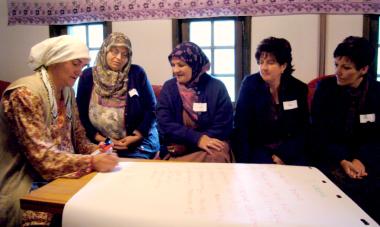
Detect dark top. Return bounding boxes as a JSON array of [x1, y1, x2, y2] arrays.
[[234, 72, 309, 164], [311, 76, 380, 174], [157, 73, 233, 151], [76, 65, 159, 156]]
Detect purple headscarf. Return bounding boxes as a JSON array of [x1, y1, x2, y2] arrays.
[[168, 41, 210, 86]]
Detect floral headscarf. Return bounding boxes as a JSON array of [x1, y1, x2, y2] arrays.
[[93, 32, 132, 98], [168, 42, 210, 122]]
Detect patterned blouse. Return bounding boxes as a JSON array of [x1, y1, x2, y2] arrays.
[[2, 87, 97, 181]]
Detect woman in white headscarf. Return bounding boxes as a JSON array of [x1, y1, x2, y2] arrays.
[[0, 35, 118, 227]]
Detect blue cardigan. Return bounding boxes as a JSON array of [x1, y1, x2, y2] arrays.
[[234, 72, 309, 164], [76, 65, 159, 155], [157, 73, 233, 150]]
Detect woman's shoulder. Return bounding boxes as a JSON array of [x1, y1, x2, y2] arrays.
[[81, 67, 93, 79], [239, 73, 262, 90], [316, 76, 337, 89], [286, 74, 307, 87], [129, 64, 146, 74], [162, 77, 177, 88]]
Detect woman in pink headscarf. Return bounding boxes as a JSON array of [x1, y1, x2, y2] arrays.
[[157, 42, 233, 162]]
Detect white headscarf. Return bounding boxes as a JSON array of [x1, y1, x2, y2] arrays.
[[28, 35, 90, 70], [27, 35, 89, 122]]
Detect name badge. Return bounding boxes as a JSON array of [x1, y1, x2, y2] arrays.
[[128, 88, 139, 97], [193, 103, 207, 112], [360, 114, 376, 123], [283, 100, 298, 110]]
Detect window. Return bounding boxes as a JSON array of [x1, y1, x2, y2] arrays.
[[363, 15, 379, 81], [173, 17, 251, 102], [378, 17, 380, 80], [49, 22, 111, 93]]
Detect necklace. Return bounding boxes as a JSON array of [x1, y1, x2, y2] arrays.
[[47, 74, 62, 101]]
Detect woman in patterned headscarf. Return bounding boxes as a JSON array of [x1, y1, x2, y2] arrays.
[[157, 42, 233, 162], [0, 35, 118, 227], [77, 32, 159, 159]]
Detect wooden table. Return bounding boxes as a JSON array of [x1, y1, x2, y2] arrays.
[[20, 172, 96, 214], [20, 158, 156, 214]]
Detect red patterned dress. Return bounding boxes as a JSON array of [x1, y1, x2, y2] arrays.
[[2, 87, 98, 226]]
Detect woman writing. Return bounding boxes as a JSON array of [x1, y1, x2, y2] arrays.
[[0, 35, 118, 227], [77, 32, 159, 159]]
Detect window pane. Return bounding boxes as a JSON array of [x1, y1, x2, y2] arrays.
[[88, 24, 104, 48], [89, 50, 99, 67], [214, 20, 235, 46], [214, 49, 235, 74], [216, 76, 235, 102], [190, 21, 211, 46], [68, 25, 87, 45]]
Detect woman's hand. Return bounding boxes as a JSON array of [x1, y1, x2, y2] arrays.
[[340, 159, 367, 179], [197, 135, 225, 154], [92, 153, 119, 172], [113, 130, 143, 150], [272, 154, 285, 165]]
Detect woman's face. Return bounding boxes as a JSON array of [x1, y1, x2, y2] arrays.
[[106, 46, 129, 71], [334, 56, 367, 88], [51, 58, 89, 87], [258, 53, 286, 85], [171, 58, 192, 85]]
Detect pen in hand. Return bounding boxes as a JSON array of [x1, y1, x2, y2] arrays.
[[91, 138, 114, 155]]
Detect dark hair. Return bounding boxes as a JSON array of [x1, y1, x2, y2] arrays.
[[255, 37, 294, 75], [333, 36, 375, 70]]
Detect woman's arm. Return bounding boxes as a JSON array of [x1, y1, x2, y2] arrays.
[[3, 87, 94, 180]]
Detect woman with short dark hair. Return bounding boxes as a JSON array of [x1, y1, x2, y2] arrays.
[[234, 37, 309, 165], [311, 36, 379, 222]]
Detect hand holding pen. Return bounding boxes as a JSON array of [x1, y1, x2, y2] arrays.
[[92, 138, 114, 155], [90, 138, 118, 172]]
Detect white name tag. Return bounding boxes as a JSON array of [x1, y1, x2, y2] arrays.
[[128, 88, 139, 97], [283, 100, 298, 110], [193, 103, 207, 112], [360, 114, 376, 123]]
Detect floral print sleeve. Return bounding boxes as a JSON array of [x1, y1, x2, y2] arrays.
[[2, 87, 94, 180], [71, 97, 99, 154]]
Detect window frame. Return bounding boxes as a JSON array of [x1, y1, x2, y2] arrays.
[[49, 21, 111, 38], [172, 17, 251, 103], [363, 14, 379, 80]]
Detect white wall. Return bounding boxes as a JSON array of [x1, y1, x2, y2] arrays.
[[0, 0, 48, 82], [113, 20, 173, 85], [324, 15, 363, 75], [0, 0, 364, 85], [251, 15, 320, 83]]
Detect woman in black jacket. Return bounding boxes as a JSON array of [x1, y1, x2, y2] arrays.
[[234, 37, 309, 165], [311, 36, 379, 222]]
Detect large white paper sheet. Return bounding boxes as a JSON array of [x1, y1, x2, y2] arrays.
[[63, 162, 378, 227]]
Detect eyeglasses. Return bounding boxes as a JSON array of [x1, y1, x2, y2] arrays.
[[109, 47, 128, 59]]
